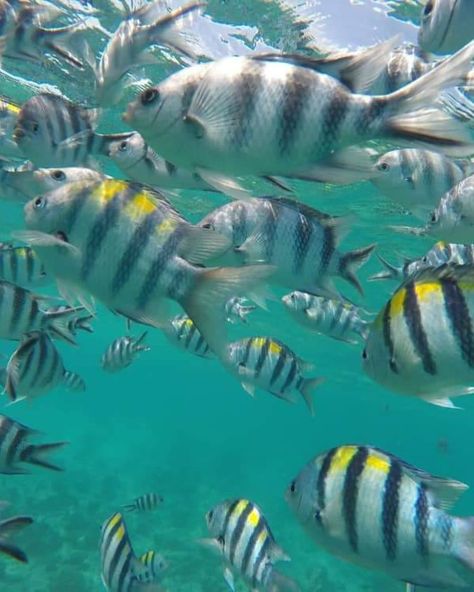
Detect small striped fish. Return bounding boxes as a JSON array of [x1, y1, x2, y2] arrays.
[[200, 197, 374, 298], [0, 515, 33, 563], [0, 414, 67, 473], [363, 264, 474, 407], [100, 512, 163, 592], [136, 551, 167, 583], [371, 149, 472, 220], [226, 337, 322, 415], [225, 296, 256, 325], [5, 331, 85, 402], [101, 332, 150, 373], [106, 132, 213, 190], [286, 445, 474, 590], [123, 493, 163, 513], [202, 498, 298, 592], [13, 93, 134, 168], [0, 245, 48, 288], [282, 291, 369, 344], [165, 315, 213, 359], [368, 44, 431, 95], [46, 305, 94, 336]]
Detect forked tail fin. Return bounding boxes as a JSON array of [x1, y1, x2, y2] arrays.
[[20, 442, 68, 472]]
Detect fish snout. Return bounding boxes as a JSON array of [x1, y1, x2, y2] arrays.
[[13, 126, 25, 143]]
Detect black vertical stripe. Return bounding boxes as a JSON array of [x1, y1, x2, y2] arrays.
[[281, 357, 297, 392], [26, 249, 34, 283], [270, 348, 287, 386], [241, 516, 264, 575], [343, 446, 369, 553], [263, 202, 278, 262], [381, 458, 402, 561], [10, 251, 17, 283], [108, 533, 128, 589], [278, 68, 312, 155], [185, 323, 196, 348], [316, 448, 337, 523], [10, 286, 26, 333], [242, 339, 253, 367], [403, 282, 436, 375], [5, 426, 25, 467], [317, 86, 349, 156], [229, 502, 253, 564], [64, 185, 90, 233], [222, 500, 241, 542], [231, 65, 263, 149], [293, 213, 313, 274], [414, 483, 429, 560], [440, 278, 474, 367], [102, 515, 122, 562], [254, 339, 270, 378], [382, 302, 398, 373], [116, 551, 133, 592], [318, 225, 335, 278], [252, 536, 271, 587], [165, 160, 176, 176]]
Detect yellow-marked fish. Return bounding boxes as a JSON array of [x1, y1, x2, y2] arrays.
[[0, 97, 22, 158], [0, 244, 48, 288], [135, 551, 167, 584], [101, 332, 150, 373], [20, 178, 271, 357], [0, 414, 67, 473], [363, 264, 474, 407], [0, 513, 33, 563], [286, 445, 474, 590], [201, 498, 299, 592], [226, 337, 322, 415], [164, 314, 213, 359], [123, 493, 163, 513]]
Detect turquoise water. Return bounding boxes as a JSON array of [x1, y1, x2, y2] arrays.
[[1, 0, 473, 591]]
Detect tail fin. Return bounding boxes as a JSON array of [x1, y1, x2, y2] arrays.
[[133, 331, 150, 353], [63, 371, 86, 392], [265, 570, 300, 592], [369, 253, 403, 281], [339, 244, 375, 294], [20, 442, 68, 472], [42, 22, 92, 69], [298, 377, 324, 417], [181, 265, 273, 357], [44, 306, 90, 344], [71, 313, 94, 334], [0, 516, 33, 563]]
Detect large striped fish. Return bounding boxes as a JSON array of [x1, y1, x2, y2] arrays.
[[201, 498, 299, 592], [363, 264, 474, 407], [124, 41, 474, 191], [286, 445, 474, 590], [20, 178, 271, 356], [13, 93, 134, 168], [199, 197, 374, 297], [0, 414, 67, 473]]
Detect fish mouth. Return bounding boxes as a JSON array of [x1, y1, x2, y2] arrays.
[[55, 231, 69, 244], [12, 127, 25, 143]]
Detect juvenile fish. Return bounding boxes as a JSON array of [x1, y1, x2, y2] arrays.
[[363, 264, 474, 407], [136, 550, 168, 584], [287, 444, 474, 590], [124, 42, 474, 192], [0, 244, 48, 288], [225, 296, 255, 325], [164, 314, 213, 359], [226, 337, 322, 415], [5, 331, 85, 402], [101, 332, 150, 373], [20, 178, 271, 356], [202, 498, 298, 592], [282, 291, 369, 344], [13, 93, 133, 167], [0, 414, 67, 473], [418, 0, 474, 55], [200, 197, 374, 298], [372, 149, 473, 220], [123, 493, 163, 513], [0, 514, 33, 563]]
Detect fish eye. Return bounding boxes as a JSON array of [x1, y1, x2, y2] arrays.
[[202, 223, 213, 230], [289, 480, 296, 493], [217, 535, 225, 546], [140, 88, 159, 105], [51, 170, 66, 181], [31, 122, 39, 134], [430, 212, 438, 223], [424, 0, 434, 16], [119, 141, 128, 151], [207, 509, 214, 521], [34, 196, 46, 209], [378, 162, 390, 172], [362, 348, 368, 360]]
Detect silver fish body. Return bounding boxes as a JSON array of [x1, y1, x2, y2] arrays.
[[123, 492, 163, 513], [0, 414, 67, 473], [101, 332, 150, 373], [200, 197, 374, 297], [368, 45, 432, 95], [226, 336, 322, 414], [136, 551, 167, 583], [282, 291, 369, 343], [286, 444, 474, 589], [225, 296, 255, 324], [0, 245, 48, 288], [165, 314, 213, 358], [418, 0, 474, 55], [203, 498, 298, 592]]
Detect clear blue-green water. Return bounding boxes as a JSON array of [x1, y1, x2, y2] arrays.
[[1, 1, 473, 591]]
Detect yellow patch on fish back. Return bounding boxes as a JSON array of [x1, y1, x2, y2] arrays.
[[389, 288, 406, 318], [142, 551, 153, 563], [329, 446, 358, 473], [232, 499, 250, 520], [365, 452, 390, 474], [247, 507, 260, 528], [105, 513, 122, 532], [123, 192, 156, 221], [182, 318, 194, 329], [0, 100, 20, 114], [16, 248, 27, 258], [156, 218, 178, 235], [95, 179, 128, 203], [414, 282, 442, 302], [268, 340, 282, 355], [256, 529, 268, 546], [115, 524, 126, 542], [252, 337, 266, 349]]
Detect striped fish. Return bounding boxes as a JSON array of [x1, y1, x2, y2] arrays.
[[165, 315, 213, 359], [368, 44, 431, 95], [62, 370, 86, 392], [282, 291, 369, 344], [371, 149, 473, 220], [370, 242, 474, 282], [124, 41, 474, 191], [0, 514, 33, 563], [0, 245, 48, 288], [200, 197, 374, 297], [46, 305, 94, 336], [123, 493, 163, 513], [225, 297, 256, 325], [202, 498, 298, 592], [363, 264, 474, 407], [0, 414, 67, 473], [106, 132, 213, 191], [21, 178, 271, 357], [101, 332, 150, 373], [0, 280, 88, 343], [226, 337, 322, 415], [286, 444, 474, 590], [136, 551, 167, 583], [90, 2, 204, 105], [0, 97, 22, 158], [5, 331, 85, 402], [13, 93, 134, 168], [100, 512, 162, 592]]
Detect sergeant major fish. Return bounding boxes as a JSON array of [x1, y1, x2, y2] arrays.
[[19, 178, 271, 357], [418, 0, 474, 55], [123, 493, 163, 513], [225, 296, 255, 325], [226, 337, 322, 415], [363, 264, 474, 407], [136, 551, 167, 584], [101, 332, 150, 373], [0, 244, 48, 288], [201, 498, 299, 592], [124, 41, 474, 192], [164, 314, 213, 359], [282, 291, 369, 344], [286, 444, 474, 590], [0, 414, 67, 473]]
